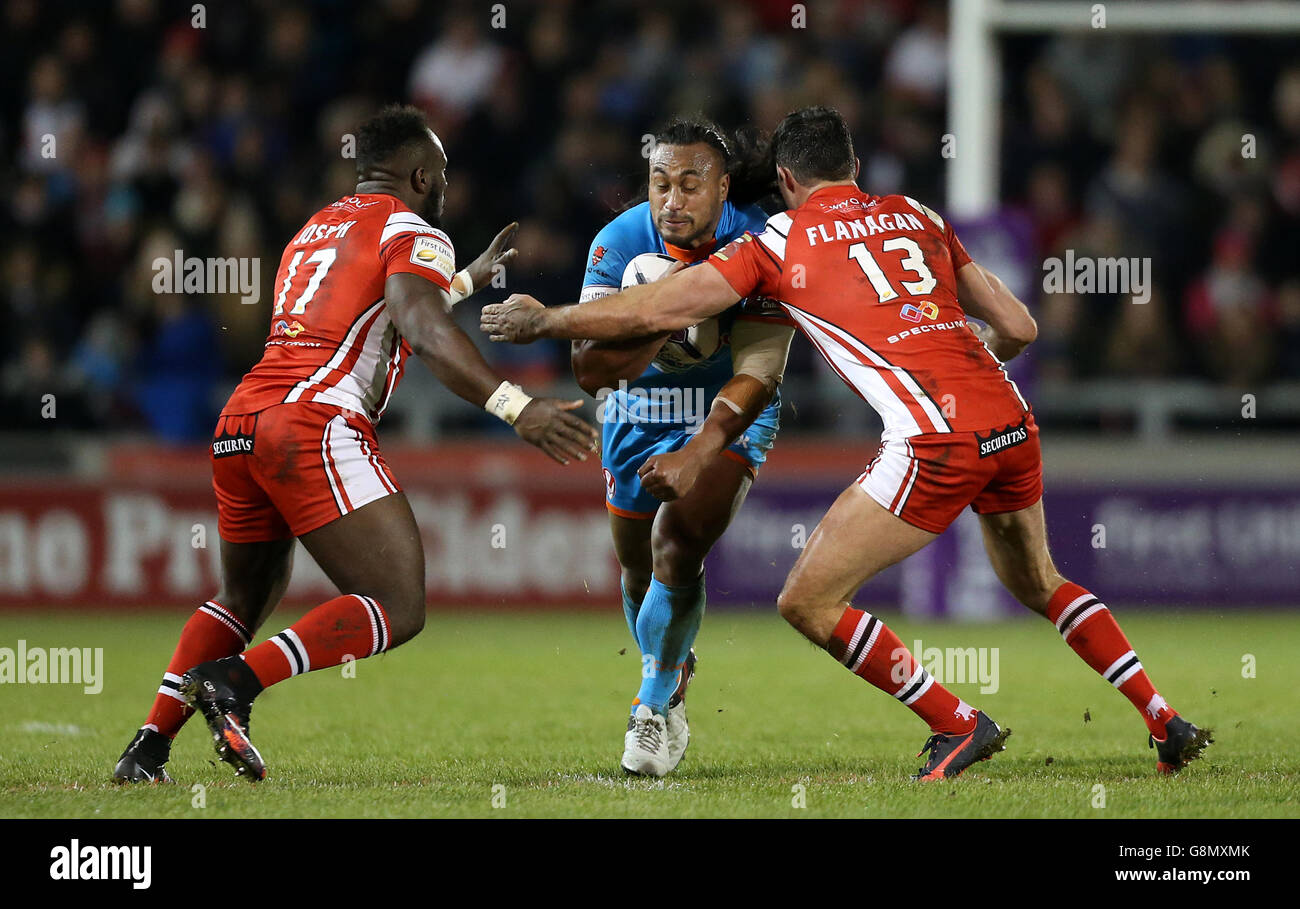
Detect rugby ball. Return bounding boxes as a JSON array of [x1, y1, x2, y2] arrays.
[[621, 253, 722, 372]]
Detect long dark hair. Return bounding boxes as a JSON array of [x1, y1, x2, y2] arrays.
[[626, 116, 777, 211]]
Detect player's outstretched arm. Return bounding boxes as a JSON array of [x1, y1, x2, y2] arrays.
[[480, 263, 741, 343], [386, 272, 598, 464], [956, 262, 1038, 362]]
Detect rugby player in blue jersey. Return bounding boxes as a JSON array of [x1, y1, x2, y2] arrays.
[[572, 120, 796, 776]]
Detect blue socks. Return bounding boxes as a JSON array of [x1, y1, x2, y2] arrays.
[[633, 573, 706, 714], [621, 580, 642, 649]]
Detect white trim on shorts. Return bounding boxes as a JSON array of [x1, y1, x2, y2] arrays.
[[319, 415, 398, 518], [857, 438, 919, 517]]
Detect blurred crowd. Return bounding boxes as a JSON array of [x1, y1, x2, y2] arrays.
[[3, 0, 1299, 441]]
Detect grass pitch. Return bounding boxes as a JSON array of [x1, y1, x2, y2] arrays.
[[1, 608, 1296, 818]]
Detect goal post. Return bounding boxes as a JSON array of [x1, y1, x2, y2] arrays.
[[947, 0, 1300, 218]]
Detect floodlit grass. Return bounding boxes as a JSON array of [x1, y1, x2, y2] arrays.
[[1, 609, 1295, 818]]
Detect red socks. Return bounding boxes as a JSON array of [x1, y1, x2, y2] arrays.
[[144, 595, 394, 736], [241, 595, 391, 688], [829, 607, 977, 736], [1046, 582, 1175, 737], [825, 584, 1177, 741], [145, 601, 251, 738]]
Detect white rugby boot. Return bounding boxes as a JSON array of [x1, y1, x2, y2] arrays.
[[664, 649, 697, 771], [621, 704, 671, 777]]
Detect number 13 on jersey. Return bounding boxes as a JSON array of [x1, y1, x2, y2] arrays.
[[847, 238, 936, 303]]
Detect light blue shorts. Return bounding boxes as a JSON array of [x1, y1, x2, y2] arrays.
[[600, 397, 780, 517]]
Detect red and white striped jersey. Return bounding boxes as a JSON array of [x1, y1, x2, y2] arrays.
[[222, 193, 456, 422], [709, 185, 1028, 441]]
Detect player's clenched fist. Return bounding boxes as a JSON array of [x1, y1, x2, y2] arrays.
[[637, 448, 705, 502], [512, 397, 599, 465], [481, 294, 545, 343]]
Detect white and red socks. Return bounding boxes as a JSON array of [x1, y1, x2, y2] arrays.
[[828, 607, 978, 736], [1045, 582, 1176, 738], [240, 594, 391, 688], [143, 601, 251, 739]]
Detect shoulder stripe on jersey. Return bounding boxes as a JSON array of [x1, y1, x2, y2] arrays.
[[753, 236, 785, 268], [757, 229, 787, 262], [766, 212, 793, 238], [383, 213, 448, 239], [757, 232, 786, 261], [756, 212, 794, 259], [781, 301, 953, 433], [283, 298, 386, 405], [903, 196, 945, 230], [379, 222, 440, 248]]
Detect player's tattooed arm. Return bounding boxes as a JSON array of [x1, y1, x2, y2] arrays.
[[639, 318, 791, 500], [956, 262, 1038, 362], [386, 272, 598, 464], [481, 263, 740, 343], [637, 373, 773, 502]]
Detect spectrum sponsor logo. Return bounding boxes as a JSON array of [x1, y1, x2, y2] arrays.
[[886, 317, 966, 344], [899, 300, 939, 323]]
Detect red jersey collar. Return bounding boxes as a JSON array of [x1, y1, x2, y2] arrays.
[[806, 183, 866, 204]]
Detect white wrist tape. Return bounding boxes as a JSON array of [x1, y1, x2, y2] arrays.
[[485, 380, 532, 425], [446, 270, 474, 307]]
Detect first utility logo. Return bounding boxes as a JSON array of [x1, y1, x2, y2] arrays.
[[0, 640, 103, 693], [50, 840, 151, 889]]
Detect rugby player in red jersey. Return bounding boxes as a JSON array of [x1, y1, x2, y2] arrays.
[[114, 105, 598, 782], [482, 107, 1211, 780]]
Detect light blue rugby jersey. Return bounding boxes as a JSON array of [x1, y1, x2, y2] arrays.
[[579, 200, 786, 424]]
